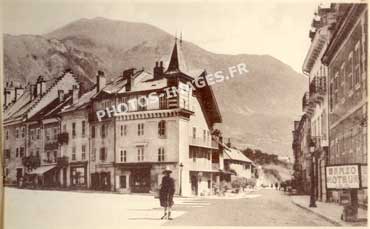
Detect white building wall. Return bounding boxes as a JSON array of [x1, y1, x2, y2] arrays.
[[3, 124, 26, 184], [188, 95, 212, 147], [60, 110, 90, 187], [178, 117, 191, 196], [228, 162, 253, 179], [115, 117, 179, 163]]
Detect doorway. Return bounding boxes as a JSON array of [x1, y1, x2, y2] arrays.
[[191, 175, 198, 196], [16, 168, 23, 184], [130, 169, 150, 193]]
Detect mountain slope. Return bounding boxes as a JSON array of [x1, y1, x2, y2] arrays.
[[3, 17, 307, 156]]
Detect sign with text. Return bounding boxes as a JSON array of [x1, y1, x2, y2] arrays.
[[326, 164, 360, 190]]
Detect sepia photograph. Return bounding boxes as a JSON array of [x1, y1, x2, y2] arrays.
[[1, 0, 368, 228]]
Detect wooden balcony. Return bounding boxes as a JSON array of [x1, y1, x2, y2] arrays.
[[309, 76, 326, 104], [22, 155, 41, 170], [45, 141, 58, 150], [302, 92, 310, 112], [311, 136, 329, 150], [57, 132, 69, 145], [212, 163, 220, 171], [56, 156, 69, 168], [189, 137, 218, 149]]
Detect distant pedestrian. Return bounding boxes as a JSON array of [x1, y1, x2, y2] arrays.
[[159, 167, 175, 220], [275, 182, 278, 190]]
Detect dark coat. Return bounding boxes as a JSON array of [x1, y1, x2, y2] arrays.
[[159, 175, 175, 207]]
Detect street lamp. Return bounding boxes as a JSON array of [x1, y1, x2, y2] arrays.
[[179, 163, 184, 196], [309, 139, 317, 208]]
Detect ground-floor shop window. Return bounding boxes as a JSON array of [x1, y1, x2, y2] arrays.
[[71, 167, 86, 186]]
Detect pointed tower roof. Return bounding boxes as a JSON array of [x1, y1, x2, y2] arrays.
[[165, 37, 188, 74]]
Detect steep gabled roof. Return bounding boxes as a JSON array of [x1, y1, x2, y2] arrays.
[[61, 87, 97, 113], [28, 95, 72, 122], [93, 70, 169, 100], [3, 71, 79, 125], [193, 71, 222, 124], [223, 143, 255, 165], [3, 77, 59, 123]]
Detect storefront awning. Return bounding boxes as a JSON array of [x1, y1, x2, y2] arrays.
[[27, 165, 56, 175]]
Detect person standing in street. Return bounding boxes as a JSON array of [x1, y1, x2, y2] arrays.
[[159, 167, 175, 220]]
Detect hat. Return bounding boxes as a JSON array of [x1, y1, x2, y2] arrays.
[[162, 166, 172, 174]]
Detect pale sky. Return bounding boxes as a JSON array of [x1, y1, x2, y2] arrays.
[[2, 0, 337, 72]]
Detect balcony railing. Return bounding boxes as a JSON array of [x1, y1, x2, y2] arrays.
[[22, 155, 41, 170], [311, 18, 321, 29], [45, 141, 59, 150], [309, 76, 326, 103], [43, 159, 56, 164], [302, 92, 310, 111], [56, 156, 69, 167], [311, 136, 328, 150], [309, 29, 316, 40], [57, 132, 69, 145], [212, 163, 220, 171], [189, 137, 218, 149]]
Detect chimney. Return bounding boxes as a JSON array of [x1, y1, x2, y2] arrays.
[[153, 61, 164, 80], [123, 68, 136, 91], [72, 85, 79, 104], [36, 75, 46, 96], [4, 89, 10, 107], [58, 90, 65, 102], [29, 84, 36, 101], [4, 82, 13, 106], [97, 70, 106, 92], [226, 138, 231, 148]]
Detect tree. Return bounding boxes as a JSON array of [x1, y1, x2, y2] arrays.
[[242, 148, 255, 160], [246, 178, 257, 188]]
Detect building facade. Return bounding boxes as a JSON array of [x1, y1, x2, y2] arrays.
[[294, 4, 368, 207], [222, 142, 256, 181], [292, 113, 311, 194], [88, 40, 223, 196], [322, 3, 368, 206], [301, 5, 336, 202], [59, 85, 94, 189], [3, 71, 79, 186], [3, 39, 225, 197]]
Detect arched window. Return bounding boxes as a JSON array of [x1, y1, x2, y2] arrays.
[[158, 120, 166, 136]]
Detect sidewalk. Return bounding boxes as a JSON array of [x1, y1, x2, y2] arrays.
[[4, 187, 187, 229], [290, 195, 367, 227]]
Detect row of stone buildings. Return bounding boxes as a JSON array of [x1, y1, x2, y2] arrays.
[[292, 3, 367, 207], [3, 39, 256, 196]]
